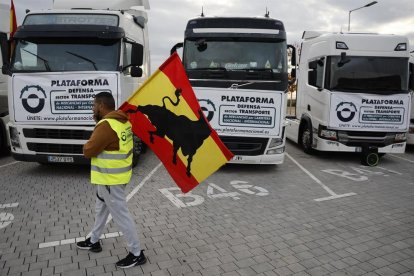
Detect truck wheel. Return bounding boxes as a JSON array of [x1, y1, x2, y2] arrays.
[[361, 152, 379, 167], [301, 124, 313, 154], [132, 135, 144, 168], [0, 123, 9, 156]]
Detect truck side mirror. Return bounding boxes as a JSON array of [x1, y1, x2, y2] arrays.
[[130, 66, 143, 78], [0, 32, 11, 75], [308, 70, 316, 86], [288, 44, 296, 80], [308, 60, 318, 87], [338, 52, 350, 67], [131, 43, 143, 66], [1, 64, 10, 75], [289, 68, 296, 85], [308, 59, 324, 90], [170, 42, 183, 56], [308, 60, 317, 70], [409, 62, 414, 90]]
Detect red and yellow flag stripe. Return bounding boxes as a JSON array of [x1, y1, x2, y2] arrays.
[[10, 0, 17, 37], [120, 53, 233, 193]]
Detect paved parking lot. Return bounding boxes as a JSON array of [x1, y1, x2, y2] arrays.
[[0, 142, 413, 276]]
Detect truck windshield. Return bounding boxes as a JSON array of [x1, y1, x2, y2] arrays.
[[11, 38, 120, 72], [183, 39, 287, 73], [328, 56, 409, 93]]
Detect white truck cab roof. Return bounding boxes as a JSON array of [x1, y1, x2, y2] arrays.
[[53, 0, 150, 10]]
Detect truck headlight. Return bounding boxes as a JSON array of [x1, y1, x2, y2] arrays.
[[9, 127, 21, 148], [318, 126, 337, 140], [395, 132, 406, 142], [266, 147, 285, 155], [268, 138, 283, 148]]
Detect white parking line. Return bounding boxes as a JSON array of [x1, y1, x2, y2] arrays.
[[0, 203, 19, 209], [0, 161, 20, 169], [0, 202, 19, 229], [38, 162, 163, 249], [39, 231, 123, 249], [285, 153, 356, 202], [376, 166, 403, 175], [389, 154, 414, 164]]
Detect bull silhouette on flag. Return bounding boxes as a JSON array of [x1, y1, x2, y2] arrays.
[[126, 88, 212, 177], [120, 53, 233, 193]]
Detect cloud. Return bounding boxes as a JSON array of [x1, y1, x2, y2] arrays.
[[2, 0, 413, 70]]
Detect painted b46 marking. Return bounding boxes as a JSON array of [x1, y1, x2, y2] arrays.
[[159, 180, 269, 208]]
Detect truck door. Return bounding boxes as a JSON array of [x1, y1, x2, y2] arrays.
[[305, 57, 326, 122]]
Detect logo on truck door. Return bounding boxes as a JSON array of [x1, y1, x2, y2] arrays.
[[198, 99, 216, 122], [336, 102, 357, 122], [20, 85, 47, 113]]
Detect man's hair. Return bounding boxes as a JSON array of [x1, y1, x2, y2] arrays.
[[95, 92, 115, 110]]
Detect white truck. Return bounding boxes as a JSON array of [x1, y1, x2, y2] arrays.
[[171, 16, 296, 164], [0, 0, 150, 165], [0, 53, 9, 155], [286, 32, 411, 166], [0, 3, 10, 155], [408, 55, 414, 145]]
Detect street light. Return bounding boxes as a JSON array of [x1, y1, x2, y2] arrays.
[[348, 1, 378, 32]]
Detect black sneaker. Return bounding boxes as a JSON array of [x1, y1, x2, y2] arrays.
[[116, 250, 147, 268], [76, 237, 102, 253]]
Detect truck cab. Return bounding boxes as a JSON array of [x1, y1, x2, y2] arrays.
[[0, 0, 150, 165], [172, 16, 295, 164], [286, 32, 411, 165]]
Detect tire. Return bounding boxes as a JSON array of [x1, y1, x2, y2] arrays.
[[361, 152, 379, 167], [0, 122, 10, 156], [300, 124, 313, 154], [132, 135, 144, 168]]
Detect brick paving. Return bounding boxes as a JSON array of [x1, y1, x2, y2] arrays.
[[0, 144, 413, 275]]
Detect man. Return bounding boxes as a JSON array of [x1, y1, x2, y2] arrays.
[[76, 92, 146, 269]]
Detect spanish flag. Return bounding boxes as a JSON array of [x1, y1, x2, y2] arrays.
[[120, 53, 233, 193], [10, 0, 17, 38]]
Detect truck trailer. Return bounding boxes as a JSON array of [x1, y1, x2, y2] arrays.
[[171, 16, 295, 164], [0, 0, 150, 165], [286, 32, 411, 166]]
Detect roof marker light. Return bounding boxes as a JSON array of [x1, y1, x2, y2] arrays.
[[336, 41, 348, 50], [395, 43, 407, 51]]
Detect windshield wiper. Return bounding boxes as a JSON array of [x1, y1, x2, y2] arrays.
[[66, 51, 98, 70], [21, 48, 51, 71]]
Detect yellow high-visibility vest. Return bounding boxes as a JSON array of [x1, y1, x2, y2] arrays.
[[91, 118, 133, 185]]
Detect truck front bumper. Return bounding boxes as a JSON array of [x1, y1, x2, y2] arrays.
[[11, 152, 90, 164], [313, 136, 406, 153]]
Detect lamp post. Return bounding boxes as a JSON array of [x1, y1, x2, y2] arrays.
[[348, 1, 378, 32]]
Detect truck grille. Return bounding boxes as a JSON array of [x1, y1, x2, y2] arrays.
[[337, 131, 395, 147], [23, 128, 92, 140], [27, 143, 83, 154], [219, 136, 268, 156]]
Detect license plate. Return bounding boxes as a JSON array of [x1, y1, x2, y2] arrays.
[[232, 155, 243, 161], [48, 156, 74, 163]]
